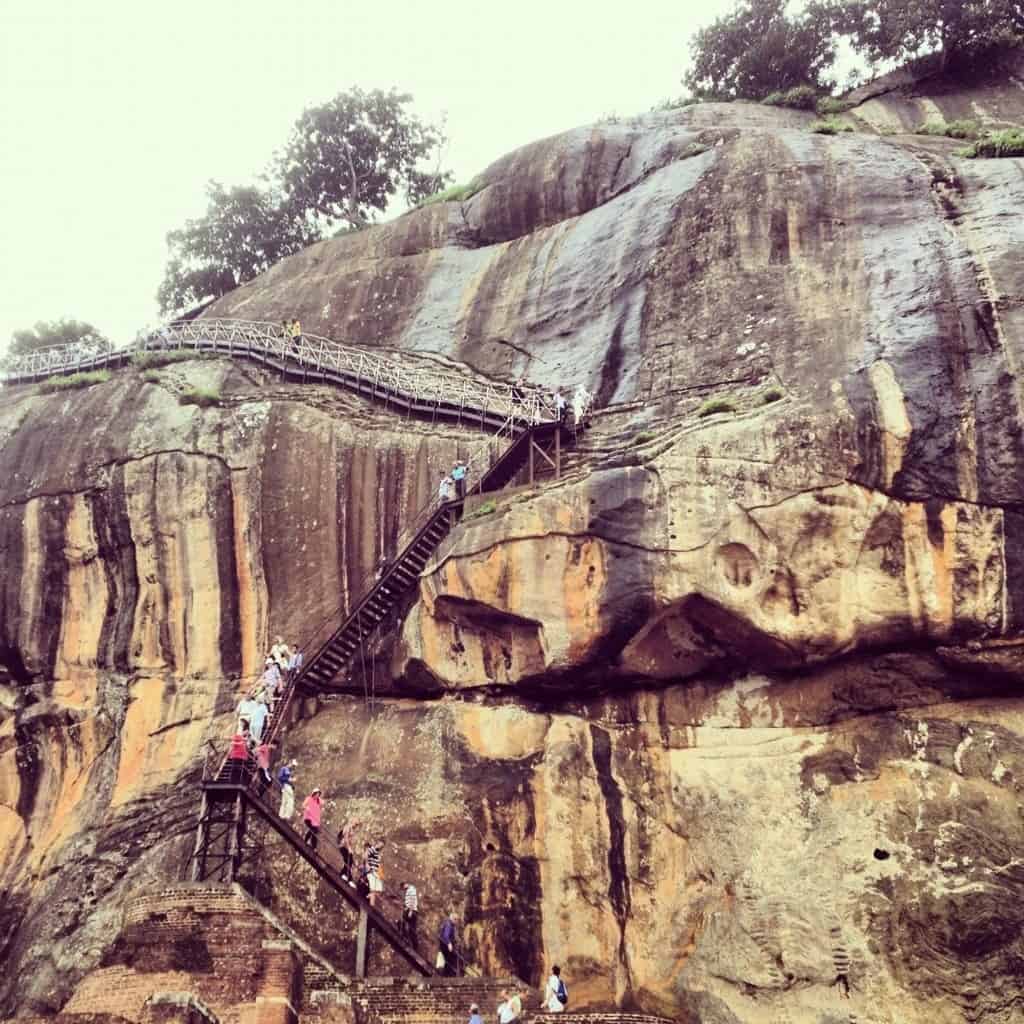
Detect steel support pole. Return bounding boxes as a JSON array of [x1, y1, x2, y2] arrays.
[[189, 792, 209, 881], [355, 907, 369, 978]]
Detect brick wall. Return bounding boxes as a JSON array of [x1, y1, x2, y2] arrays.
[[62, 887, 304, 1024], [141, 992, 220, 1024]]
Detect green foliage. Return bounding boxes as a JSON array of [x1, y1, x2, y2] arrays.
[[178, 387, 221, 408], [141, 370, 162, 384], [916, 118, 983, 139], [131, 350, 196, 369], [158, 182, 313, 315], [7, 318, 111, 364], [762, 84, 820, 109], [684, 2, 1023, 108], [633, 430, 656, 444], [697, 396, 738, 418], [761, 386, 784, 404], [159, 87, 451, 315], [417, 180, 484, 207], [38, 370, 111, 393], [836, 0, 1024, 70], [684, 0, 844, 100], [959, 127, 1024, 157], [464, 499, 498, 521], [810, 116, 855, 134], [817, 95, 853, 115], [276, 87, 451, 227], [650, 96, 702, 111]]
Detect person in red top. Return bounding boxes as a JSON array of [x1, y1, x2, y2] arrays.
[[302, 788, 323, 850], [227, 732, 249, 784]]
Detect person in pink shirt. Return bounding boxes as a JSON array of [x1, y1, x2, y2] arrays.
[[302, 787, 323, 850], [255, 741, 275, 796], [227, 732, 249, 784]]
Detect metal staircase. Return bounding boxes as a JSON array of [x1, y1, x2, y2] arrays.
[[298, 419, 563, 693], [190, 780, 434, 978], [11, 316, 593, 983], [183, 363, 585, 980]]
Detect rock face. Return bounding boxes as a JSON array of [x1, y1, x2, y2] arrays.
[[3, 61, 1024, 1024]]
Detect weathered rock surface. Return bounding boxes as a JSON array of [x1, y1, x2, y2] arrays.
[[3, 61, 1024, 1024]]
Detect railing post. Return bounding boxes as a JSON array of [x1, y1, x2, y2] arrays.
[[355, 907, 369, 978]]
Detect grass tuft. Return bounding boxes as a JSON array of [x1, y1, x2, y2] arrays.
[[633, 430, 656, 444], [959, 127, 1024, 158], [810, 116, 854, 135], [915, 119, 983, 140], [418, 180, 484, 207], [464, 499, 497, 521], [762, 85, 819, 111], [39, 370, 111, 393], [178, 386, 221, 408], [698, 397, 737, 418], [761, 387, 784, 405], [141, 370, 162, 384], [651, 96, 702, 111], [132, 349, 197, 369], [816, 96, 853, 115]]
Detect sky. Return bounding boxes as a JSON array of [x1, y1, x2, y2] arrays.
[[0, 0, 735, 354]]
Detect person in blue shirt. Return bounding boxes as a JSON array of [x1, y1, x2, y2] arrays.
[[277, 759, 297, 819], [438, 912, 458, 975], [451, 460, 467, 499], [468, 1004, 482, 1024]]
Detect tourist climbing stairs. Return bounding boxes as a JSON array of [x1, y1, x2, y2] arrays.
[[296, 416, 565, 694], [193, 773, 433, 977], [56, 317, 595, 980]]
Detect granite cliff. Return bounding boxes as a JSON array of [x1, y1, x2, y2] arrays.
[[2, 58, 1024, 1024]]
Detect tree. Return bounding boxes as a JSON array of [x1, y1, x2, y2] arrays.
[[6, 319, 111, 363], [684, 0, 844, 99], [158, 88, 450, 315], [276, 88, 451, 231], [158, 182, 313, 314], [838, 0, 1024, 70]]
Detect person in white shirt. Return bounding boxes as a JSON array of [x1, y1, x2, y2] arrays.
[[270, 636, 290, 671], [544, 965, 566, 1012], [401, 882, 419, 943], [497, 992, 515, 1024]]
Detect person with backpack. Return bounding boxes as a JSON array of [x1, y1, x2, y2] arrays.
[[438, 912, 458, 976], [544, 965, 567, 1012]]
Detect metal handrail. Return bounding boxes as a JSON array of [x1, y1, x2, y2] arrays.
[[287, 412, 521, 688], [2, 317, 556, 427]]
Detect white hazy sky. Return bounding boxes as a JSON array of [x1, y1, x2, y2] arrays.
[[0, 0, 734, 353]]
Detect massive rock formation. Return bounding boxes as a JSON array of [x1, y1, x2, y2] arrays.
[[3, 57, 1024, 1024]]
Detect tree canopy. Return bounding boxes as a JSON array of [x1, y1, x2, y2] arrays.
[[684, 0, 842, 99], [276, 87, 450, 232], [158, 183, 313, 317], [838, 0, 1024, 69], [6, 318, 111, 364], [158, 88, 450, 315], [684, 0, 1023, 101]]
